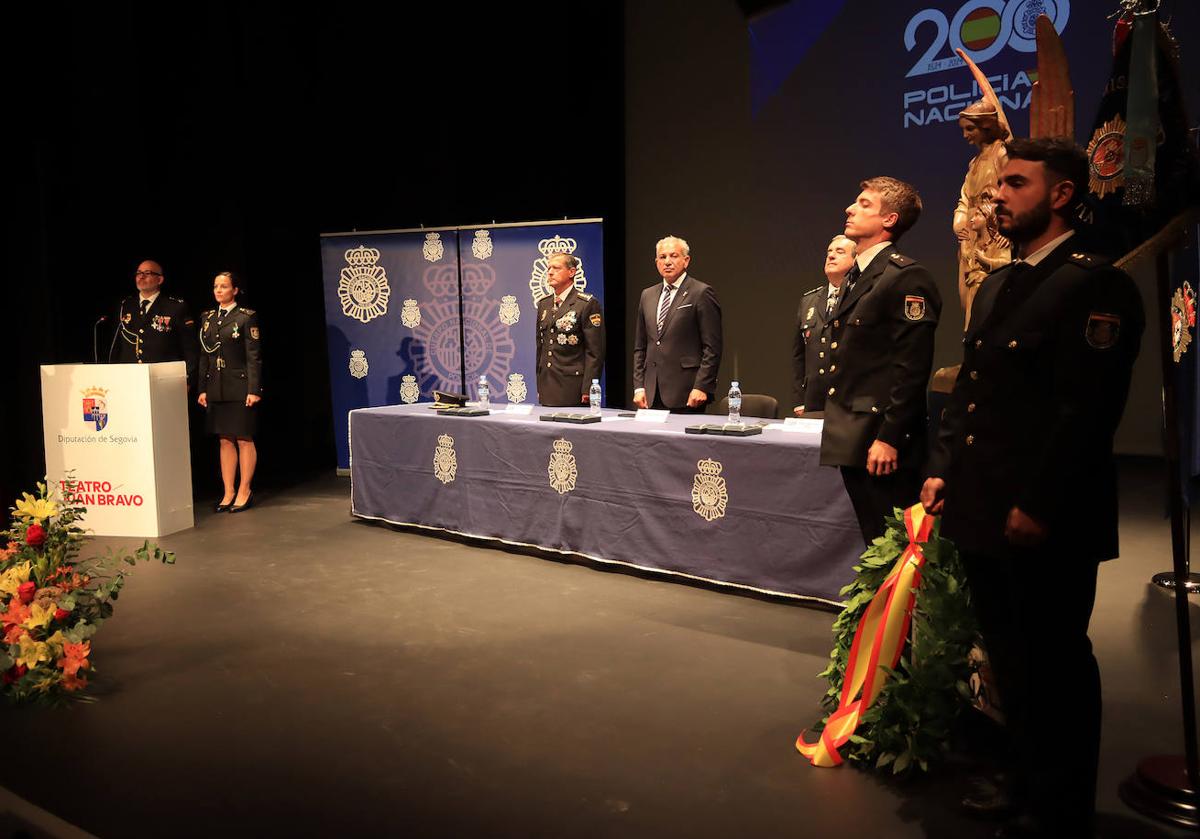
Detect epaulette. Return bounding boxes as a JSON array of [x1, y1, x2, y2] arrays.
[[577, 292, 593, 301], [241, 308, 256, 316], [167, 296, 185, 303], [1067, 252, 1104, 268], [889, 253, 915, 267], [802, 285, 824, 296], [202, 309, 215, 317]]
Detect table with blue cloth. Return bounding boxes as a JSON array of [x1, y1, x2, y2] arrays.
[[349, 405, 863, 604]]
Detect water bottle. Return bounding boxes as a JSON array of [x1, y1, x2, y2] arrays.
[[589, 379, 602, 416], [477, 375, 490, 410], [727, 380, 742, 424]]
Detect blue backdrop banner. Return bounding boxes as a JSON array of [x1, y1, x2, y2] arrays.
[[322, 219, 605, 470]]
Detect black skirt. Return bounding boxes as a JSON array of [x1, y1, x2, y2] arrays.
[[205, 400, 258, 438]]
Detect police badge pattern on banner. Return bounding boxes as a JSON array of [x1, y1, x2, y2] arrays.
[[321, 221, 604, 470]]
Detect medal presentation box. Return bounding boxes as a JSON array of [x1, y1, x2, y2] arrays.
[[40, 363, 194, 537]]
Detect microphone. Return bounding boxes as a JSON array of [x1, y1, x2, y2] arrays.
[[93, 315, 108, 364]]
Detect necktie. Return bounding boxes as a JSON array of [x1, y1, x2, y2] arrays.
[[657, 284, 675, 336], [218, 308, 227, 323], [844, 265, 861, 291], [139, 299, 150, 316]]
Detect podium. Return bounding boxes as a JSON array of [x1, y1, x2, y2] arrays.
[[40, 362, 194, 537]]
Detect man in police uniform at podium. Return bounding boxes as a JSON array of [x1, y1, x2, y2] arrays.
[[793, 234, 856, 415], [111, 259, 198, 391], [535, 252, 604, 407]]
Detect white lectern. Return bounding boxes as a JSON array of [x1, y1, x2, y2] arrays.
[[40, 362, 194, 537]]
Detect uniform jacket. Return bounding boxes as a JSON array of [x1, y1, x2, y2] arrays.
[[792, 282, 837, 412], [926, 240, 1144, 558], [111, 294, 198, 388], [198, 306, 263, 402], [819, 244, 941, 468], [632, 274, 723, 409], [535, 287, 605, 407]]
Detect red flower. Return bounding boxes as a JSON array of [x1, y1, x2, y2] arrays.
[[24, 524, 47, 547], [17, 582, 36, 605], [54, 608, 71, 621], [2, 664, 28, 685]]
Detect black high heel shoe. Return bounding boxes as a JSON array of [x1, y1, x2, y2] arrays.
[[214, 500, 234, 513], [230, 492, 254, 513]]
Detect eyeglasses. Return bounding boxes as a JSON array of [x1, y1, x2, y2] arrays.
[[135, 271, 162, 279]]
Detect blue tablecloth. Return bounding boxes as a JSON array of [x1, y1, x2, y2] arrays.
[[349, 405, 863, 604]]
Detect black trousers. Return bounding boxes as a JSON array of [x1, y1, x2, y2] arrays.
[[838, 466, 920, 544], [961, 547, 1102, 836]]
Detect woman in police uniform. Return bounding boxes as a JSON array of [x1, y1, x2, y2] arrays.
[[197, 271, 262, 512]]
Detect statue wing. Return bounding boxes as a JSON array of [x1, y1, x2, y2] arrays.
[[1029, 14, 1074, 141], [955, 48, 1013, 142]]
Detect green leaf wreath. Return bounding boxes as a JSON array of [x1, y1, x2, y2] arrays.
[[812, 509, 978, 776]]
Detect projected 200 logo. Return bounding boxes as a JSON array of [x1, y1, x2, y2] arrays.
[[904, 0, 1070, 79]]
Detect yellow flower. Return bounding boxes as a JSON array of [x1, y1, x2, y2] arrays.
[[15, 635, 50, 669], [45, 630, 68, 656], [0, 562, 32, 597], [13, 493, 58, 522], [24, 602, 54, 631]]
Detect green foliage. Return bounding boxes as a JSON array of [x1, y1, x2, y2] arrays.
[[813, 508, 977, 777]]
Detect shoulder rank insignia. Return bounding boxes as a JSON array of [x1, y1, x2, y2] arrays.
[[1069, 252, 1099, 267], [202, 309, 215, 318], [1086, 312, 1120, 349], [904, 295, 926, 321], [890, 253, 914, 267], [241, 308, 256, 316], [589, 313, 602, 327], [803, 285, 823, 296], [578, 292, 593, 301]]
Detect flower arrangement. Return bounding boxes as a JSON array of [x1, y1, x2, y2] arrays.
[[0, 478, 175, 704]]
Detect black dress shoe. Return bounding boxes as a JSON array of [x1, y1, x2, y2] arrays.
[[214, 501, 233, 513], [229, 493, 254, 513], [962, 776, 1015, 820]]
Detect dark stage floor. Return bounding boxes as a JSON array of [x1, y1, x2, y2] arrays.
[[1, 460, 1197, 838]]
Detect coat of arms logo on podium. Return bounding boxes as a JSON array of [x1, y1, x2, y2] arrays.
[[506, 373, 527, 404], [498, 295, 520, 326], [338, 246, 391, 323], [433, 434, 457, 484], [400, 375, 420, 404], [548, 438, 578, 494], [691, 458, 729, 522], [401, 299, 422, 328], [348, 349, 369, 379], [471, 230, 493, 260], [423, 232, 445, 262], [81, 386, 109, 432], [529, 235, 587, 305]]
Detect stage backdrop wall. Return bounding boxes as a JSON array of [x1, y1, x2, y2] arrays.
[[322, 220, 605, 470], [626, 0, 1200, 454]]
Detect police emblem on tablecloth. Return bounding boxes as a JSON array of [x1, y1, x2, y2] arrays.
[[338, 245, 391, 323], [433, 434, 457, 484], [691, 458, 728, 522], [423, 232, 445, 262], [904, 295, 926, 321], [499, 295, 520, 326], [548, 438, 578, 494], [81, 386, 109, 432], [400, 374, 420, 404], [349, 349, 369, 379], [401, 298, 422, 328], [529, 235, 588, 304], [471, 230, 493, 260], [506, 373, 527, 403], [1087, 116, 1126, 200], [1085, 312, 1121, 350], [1172, 282, 1196, 363]]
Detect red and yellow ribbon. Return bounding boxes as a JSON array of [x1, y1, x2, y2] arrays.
[[796, 503, 935, 767]]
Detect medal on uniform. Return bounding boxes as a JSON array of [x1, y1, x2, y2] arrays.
[[232, 324, 240, 339]]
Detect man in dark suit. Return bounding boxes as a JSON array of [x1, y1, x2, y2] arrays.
[[535, 252, 604, 407], [110, 259, 198, 390], [819, 178, 941, 544], [632, 235, 723, 412], [922, 138, 1144, 838], [793, 234, 856, 415]]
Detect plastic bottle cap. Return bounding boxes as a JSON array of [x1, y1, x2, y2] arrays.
[[731, 381, 739, 387]]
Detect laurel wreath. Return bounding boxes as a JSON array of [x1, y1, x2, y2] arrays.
[[812, 509, 979, 775]]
